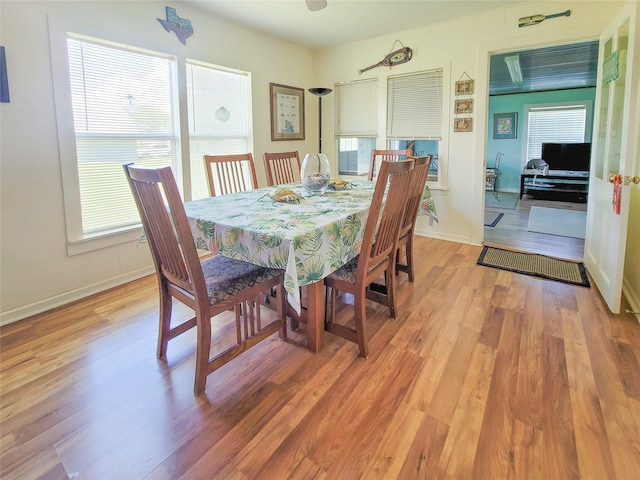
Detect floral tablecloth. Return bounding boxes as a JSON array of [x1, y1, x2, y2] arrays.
[[184, 182, 376, 314]]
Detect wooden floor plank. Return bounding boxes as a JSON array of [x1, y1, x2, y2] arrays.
[[1, 236, 639, 479]]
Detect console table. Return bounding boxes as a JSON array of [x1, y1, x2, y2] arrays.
[[520, 171, 589, 200]]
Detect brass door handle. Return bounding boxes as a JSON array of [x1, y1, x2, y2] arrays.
[[609, 175, 640, 185]]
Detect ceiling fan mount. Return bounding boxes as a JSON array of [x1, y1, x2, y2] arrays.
[[306, 0, 327, 12]]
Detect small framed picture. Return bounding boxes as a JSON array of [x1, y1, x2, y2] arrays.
[[493, 112, 518, 139], [270, 82, 305, 141], [455, 79, 474, 95], [454, 99, 473, 114], [454, 117, 473, 132]]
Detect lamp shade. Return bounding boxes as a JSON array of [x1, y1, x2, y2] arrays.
[[308, 87, 333, 153]]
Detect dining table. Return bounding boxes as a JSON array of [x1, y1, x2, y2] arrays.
[[183, 181, 376, 353]]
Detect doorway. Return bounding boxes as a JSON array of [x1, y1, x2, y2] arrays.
[[483, 41, 598, 261]]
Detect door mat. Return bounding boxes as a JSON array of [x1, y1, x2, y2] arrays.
[[485, 192, 519, 209], [484, 212, 504, 227], [477, 246, 590, 287], [527, 206, 586, 239]]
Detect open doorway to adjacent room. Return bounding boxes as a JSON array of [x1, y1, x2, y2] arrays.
[[483, 41, 598, 261]]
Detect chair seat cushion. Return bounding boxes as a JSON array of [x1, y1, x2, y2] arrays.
[[200, 255, 281, 305], [327, 256, 358, 283], [328, 254, 392, 284]]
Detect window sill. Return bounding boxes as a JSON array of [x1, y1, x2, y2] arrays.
[[67, 225, 143, 256]]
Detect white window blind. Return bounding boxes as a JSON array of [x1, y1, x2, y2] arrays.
[[527, 105, 587, 159], [67, 36, 177, 235], [387, 68, 443, 139], [335, 79, 378, 137], [186, 62, 251, 200]]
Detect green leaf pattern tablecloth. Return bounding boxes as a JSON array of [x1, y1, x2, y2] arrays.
[[184, 181, 438, 314], [184, 182, 376, 314]]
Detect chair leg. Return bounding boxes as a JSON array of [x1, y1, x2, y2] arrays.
[[157, 282, 172, 359], [277, 283, 288, 341], [405, 236, 415, 283], [194, 311, 212, 396], [386, 268, 398, 319], [354, 289, 368, 358]]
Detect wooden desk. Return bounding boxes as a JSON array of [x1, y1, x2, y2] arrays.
[[183, 182, 375, 353]]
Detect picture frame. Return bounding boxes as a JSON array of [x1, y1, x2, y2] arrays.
[[0, 46, 9, 103], [454, 117, 473, 132], [454, 99, 473, 114], [455, 79, 474, 95], [270, 82, 305, 141], [493, 112, 518, 139]]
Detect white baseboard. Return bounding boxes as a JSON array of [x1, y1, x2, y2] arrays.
[[414, 228, 471, 245], [0, 267, 155, 327]]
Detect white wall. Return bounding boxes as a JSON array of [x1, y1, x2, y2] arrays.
[[1, 0, 638, 324], [313, 1, 624, 244], [0, 1, 316, 324]]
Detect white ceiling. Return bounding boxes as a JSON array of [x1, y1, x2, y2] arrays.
[[179, 0, 525, 49]]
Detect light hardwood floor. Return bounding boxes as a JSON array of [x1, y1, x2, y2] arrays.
[[484, 192, 587, 261], [2, 236, 639, 479]]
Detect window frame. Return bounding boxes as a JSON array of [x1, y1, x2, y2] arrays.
[[522, 100, 593, 168], [385, 67, 449, 189], [50, 24, 253, 254]]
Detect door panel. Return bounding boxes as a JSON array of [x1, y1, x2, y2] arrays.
[[584, 1, 638, 313]]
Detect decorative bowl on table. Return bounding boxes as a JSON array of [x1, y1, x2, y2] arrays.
[[301, 153, 331, 196]]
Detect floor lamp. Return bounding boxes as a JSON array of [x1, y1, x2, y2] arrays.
[[308, 87, 332, 153]]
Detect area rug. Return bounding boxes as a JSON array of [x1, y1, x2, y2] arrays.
[[484, 211, 504, 227], [477, 246, 590, 287], [527, 206, 587, 239], [485, 192, 519, 209]]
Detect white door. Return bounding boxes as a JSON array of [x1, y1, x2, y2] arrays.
[[584, 0, 639, 313]]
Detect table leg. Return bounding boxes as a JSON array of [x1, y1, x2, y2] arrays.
[[520, 175, 525, 199], [305, 280, 325, 353]]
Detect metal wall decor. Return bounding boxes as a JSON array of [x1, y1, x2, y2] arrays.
[[157, 7, 193, 45]]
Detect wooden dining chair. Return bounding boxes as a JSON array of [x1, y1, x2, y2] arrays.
[[124, 164, 286, 395], [367, 148, 412, 181], [204, 153, 258, 196], [324, 159, 415, 358], [263, 151, 301, 186], [396, 155, 433, 282]]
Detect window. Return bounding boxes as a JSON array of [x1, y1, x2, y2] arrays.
[[526, 103, 590, 161], [67, 36, 178, 236], [51, 29, 252, 253], [335, 79, 378, 176], [387, 68, 444, 184], [186, 62, 251, 200]]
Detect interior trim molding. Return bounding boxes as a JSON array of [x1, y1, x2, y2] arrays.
[[0, 267, 154, 327]]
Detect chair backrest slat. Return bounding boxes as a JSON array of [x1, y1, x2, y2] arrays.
[[263, 151, 301, 186], [204, 153, 258, 196], [367, 148, 412, 181]]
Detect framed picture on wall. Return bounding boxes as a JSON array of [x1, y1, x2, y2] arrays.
[[455, 79, 474, 95], [454, 99, 473, 114], [454, 117, 473, 132], [493, 112, 517, 139], [270, 83, 305, 141]]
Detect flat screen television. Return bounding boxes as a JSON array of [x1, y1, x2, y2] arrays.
[[541, 142, 592, 171]]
